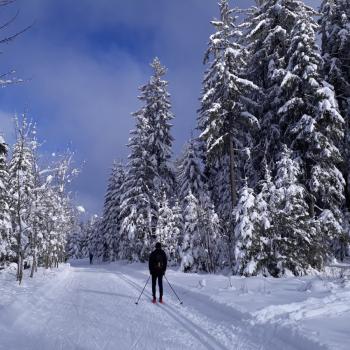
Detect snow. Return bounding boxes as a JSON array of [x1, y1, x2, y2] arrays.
[[76, 205, 85, 213], [1, 260, 349, 350]]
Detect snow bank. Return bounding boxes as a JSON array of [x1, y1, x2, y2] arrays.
[[0, 263, 70, 308], [156, 264, 350, 350]]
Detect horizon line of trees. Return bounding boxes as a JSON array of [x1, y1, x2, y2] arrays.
[[70, 0, 350, 277]]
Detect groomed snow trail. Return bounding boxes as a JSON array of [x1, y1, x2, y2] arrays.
[[0, 261, 328, 350]]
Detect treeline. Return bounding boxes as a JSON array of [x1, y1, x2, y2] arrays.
[[0, 117, 79, 283], [71, 0, 350, 276]]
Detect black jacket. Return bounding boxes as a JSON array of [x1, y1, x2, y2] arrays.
[[149, 248, 167, 275]]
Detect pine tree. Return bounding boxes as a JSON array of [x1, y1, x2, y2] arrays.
[[278, 6, 345, 261], [0, 136, 12, 264], [67, 223, 84, 259], [139, 57, 175, 197], [233, 182, 259, 276], [319, 0, 350, 210], [155, 193, 172, 245], [176, 138, 206, 205], [198, 0, 259, 221], [180, 191, 201, 272], [119, 117, 158, 261], [252, 160, 275, 276], [198, 193, 222, 273], [245, 0, 315, 174], [272, 145, 315, 276], [86, 215, 100, 259], [171, 200, 183, 265], [245, 0, 292, 167], [119, 58, 175, 262], [155, 193, 179, 265], [319, 0, 350, 260], [101, 162, 125, 261], [320, 0, 350, 118]]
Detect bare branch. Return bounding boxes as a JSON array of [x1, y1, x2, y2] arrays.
[[0, 22, 34, 45], [0, 9, 19, 31], [0, 0, 16, 7]]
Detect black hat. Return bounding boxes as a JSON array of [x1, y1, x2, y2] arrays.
[[155, 242, 161, 249]]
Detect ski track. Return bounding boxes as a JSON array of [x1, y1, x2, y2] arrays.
[[0, 261, 330, 350]]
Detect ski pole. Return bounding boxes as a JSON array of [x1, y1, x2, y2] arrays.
[[164, 275, 183, 305], [135, 276, 150, 305]]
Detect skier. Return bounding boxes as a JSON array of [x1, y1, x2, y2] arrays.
[[149, 242, 167, 303], [89, 252, 93, 265]]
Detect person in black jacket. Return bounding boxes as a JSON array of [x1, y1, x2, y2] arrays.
[[149, 242, 167, 303]]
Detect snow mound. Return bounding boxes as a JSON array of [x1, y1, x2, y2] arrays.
[[299, 279, 337, 293], [198, 278, 206, 289]]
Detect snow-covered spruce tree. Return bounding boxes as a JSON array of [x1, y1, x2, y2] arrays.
[[198, 0, 259, 222], [176, 138, 206, 205], [100, 162, 125, 261], [197, 193, 222, 273], [155, 193, 181, 265], [119, 116, 158, 261], [272, 145, 316, 276], [0, 136, 12, 265], [278, 7, 345, 263], [245, 0, 316, 176], [319, 0, 350, 208], [171, 200, 183, 263], [233, 182, 259, 276], [180, 191, 202, 272], [67, 222, 84, 259], [85, 215, 101, 259], [141, 57, 175, 197], [180, 190, 221, 273], [245, 0, 291, 171], [252, 160, 275, 276], [120, 58, 175, 262], [78, 220, 90, 259]]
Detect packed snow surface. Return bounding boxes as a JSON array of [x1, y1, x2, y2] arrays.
[[0, 260, 349, 350]]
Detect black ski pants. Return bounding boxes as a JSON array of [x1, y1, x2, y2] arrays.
[[151, 273, 163, 298]]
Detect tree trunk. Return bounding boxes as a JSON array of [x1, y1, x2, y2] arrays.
[[30, 253, 36, 278], [17, 252, 23, 284], [228, 134, 237, 209], [228, 134, 237, 273]]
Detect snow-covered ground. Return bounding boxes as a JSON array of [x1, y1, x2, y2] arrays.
[[0, 260, 349, 350]]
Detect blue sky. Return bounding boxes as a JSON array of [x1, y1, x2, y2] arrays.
[[0, 0, 320, 215]]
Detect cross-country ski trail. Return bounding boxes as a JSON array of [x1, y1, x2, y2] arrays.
[[0, 260, 328, 350]]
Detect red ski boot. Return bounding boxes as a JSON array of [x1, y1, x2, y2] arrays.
[[152, 297, 157, 304], [159, 297, 163, 304]]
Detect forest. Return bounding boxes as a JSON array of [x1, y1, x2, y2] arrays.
[[1, 0, 350, 282], [68, 0, 350, 277]]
